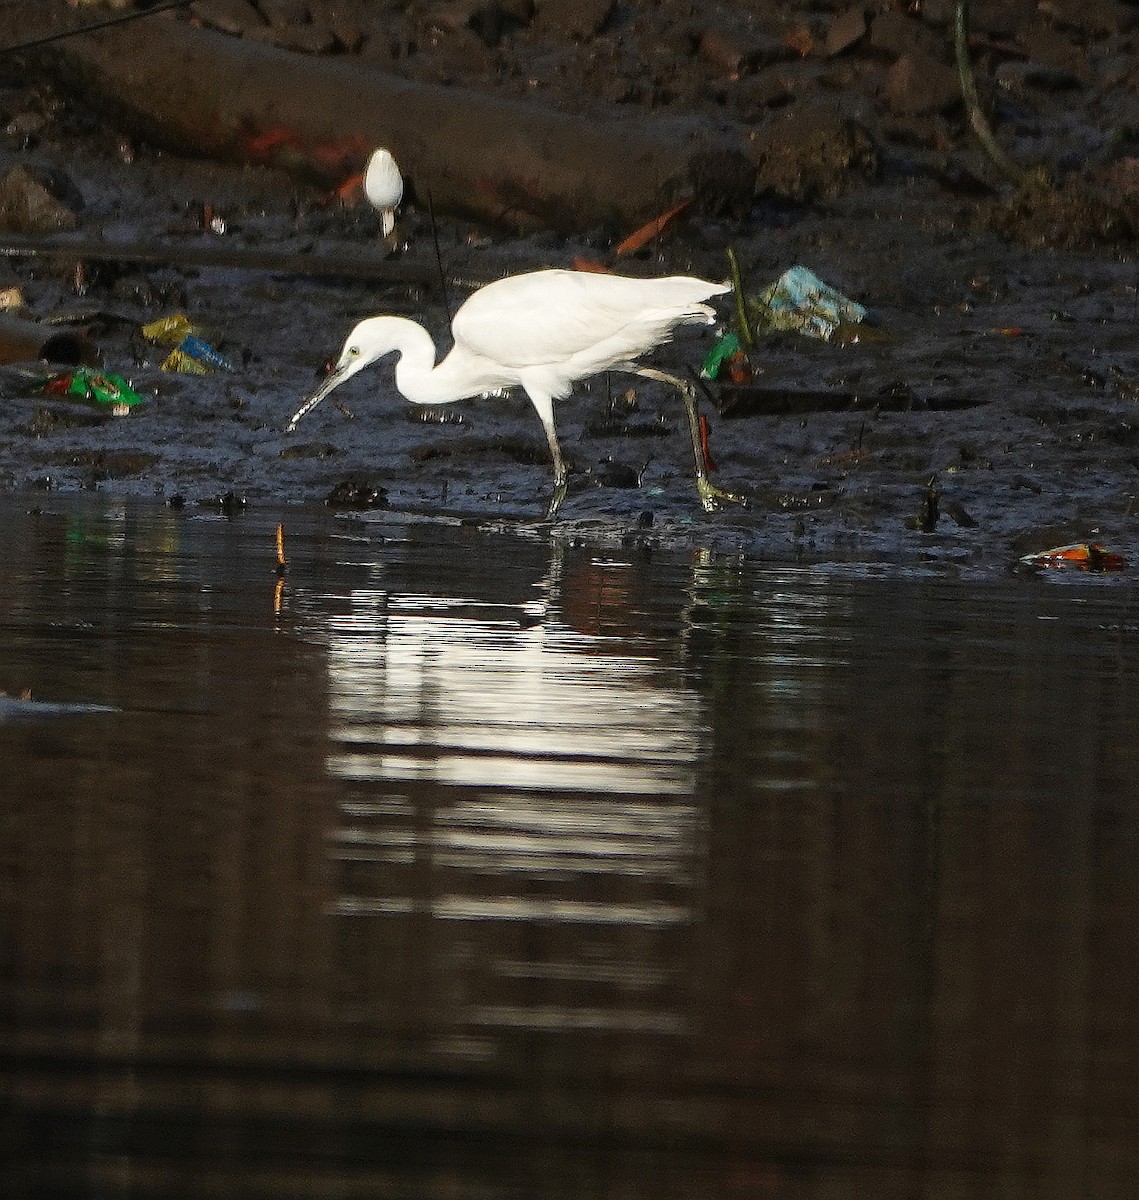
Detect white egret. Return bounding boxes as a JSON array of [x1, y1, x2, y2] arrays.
[[285, 267, 749, 519], [363, 148, 403, 237]]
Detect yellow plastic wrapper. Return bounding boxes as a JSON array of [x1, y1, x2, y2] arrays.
[[143, 313, 196, 346], [161, 347, 212, 375]]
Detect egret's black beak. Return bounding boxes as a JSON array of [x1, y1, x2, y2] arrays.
[[285, 362, 349, 433]]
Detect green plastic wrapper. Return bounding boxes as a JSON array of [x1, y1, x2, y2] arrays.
[[41, 367, 143, 414], [700, 332, 743, 380]]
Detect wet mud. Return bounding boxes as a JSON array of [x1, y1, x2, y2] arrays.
[[1, 0, 1139, 574]]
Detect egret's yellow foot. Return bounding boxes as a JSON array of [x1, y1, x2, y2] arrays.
[[698, 478, 750, 513]]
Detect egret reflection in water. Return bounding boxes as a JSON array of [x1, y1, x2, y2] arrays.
[[2, 500, 1139, 1199]]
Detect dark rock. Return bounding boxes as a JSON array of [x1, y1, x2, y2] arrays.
[[748, 104, 878, 202], [246, 23, 339, 53], [258, 0, 311, 25], [824, 6, 867, 58], [0, 165, 78, 234], [1038, 0, 1136, 36], [697, 27, 785, 76], [883, 51, 962, 117], [533, 0, 613, 40], [995, 60, 1083, 94], [1013, 23, 1091, 80], [731, 69, 798, 120], [468, 1, 534, 47], [326, 477, 389, 508], [965, 0, 1037, 39], [308, 0, 371, 51], [868, 10, 944, 61], [189, 0, 266, 34]]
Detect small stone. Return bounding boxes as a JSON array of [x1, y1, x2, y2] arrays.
[[258, 0, 311, 25], [256, 23, 338, 53], [698, 30, 754, 76], [533, 0, 613, 40], [0, 165, 78, 235], [883, 51, 961, 116], [189, 0, 266, 35], [824, 6, 867, 57], [869, 10, 943, 60]]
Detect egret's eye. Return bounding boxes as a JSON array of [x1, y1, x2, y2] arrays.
[[348, 347, 360, 358]]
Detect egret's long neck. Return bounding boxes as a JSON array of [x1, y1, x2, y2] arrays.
[[391, 321, 478, 406]]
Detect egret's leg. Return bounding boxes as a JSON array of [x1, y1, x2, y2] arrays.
[[529, 392, 568, 519], [627, 366, 749, 512]]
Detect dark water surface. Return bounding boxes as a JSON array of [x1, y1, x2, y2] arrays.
[[1, 497, 1137, 1199]]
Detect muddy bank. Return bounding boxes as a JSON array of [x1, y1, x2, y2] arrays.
[[0, 1, 1136, 574]]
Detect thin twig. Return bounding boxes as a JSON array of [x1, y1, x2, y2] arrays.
[[425, 190, 453, 326], [725, 247, 754, 350], [0, 0, 194, 56]]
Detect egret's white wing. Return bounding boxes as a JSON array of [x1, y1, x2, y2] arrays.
[[452, 270, 726, 370]]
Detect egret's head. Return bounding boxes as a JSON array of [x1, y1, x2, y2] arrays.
[[284, 318, 398, 433]]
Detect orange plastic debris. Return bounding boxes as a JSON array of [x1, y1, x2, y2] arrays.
[[1019, 542, 1128, 571], [726, 352, 753, 384], [335, 171, 365, 205], [614, 198, 692, 257]]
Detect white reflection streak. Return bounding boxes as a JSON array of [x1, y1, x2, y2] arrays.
[[322, 576, 705, 1035], [323, 599, 701, 796]]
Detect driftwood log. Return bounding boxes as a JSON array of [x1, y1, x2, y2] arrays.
[[38, 16, 755, 233]]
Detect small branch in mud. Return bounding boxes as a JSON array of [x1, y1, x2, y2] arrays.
[[953, 3, 1030, 187], [725, 248, 754, 350]]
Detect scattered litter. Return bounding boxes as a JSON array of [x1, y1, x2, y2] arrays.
[[142, 312, 236, 373], [614, 198, 691, 257], [700, 332, 753, 383], [1019, 542, 1127, 571], [142, 313, 196, 345], [0, 284, 25, 310], [750, 265, 867, 341], [40, 367, 144, 415], [201, 202, 226, 235], [161, 334, 236, 374]]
